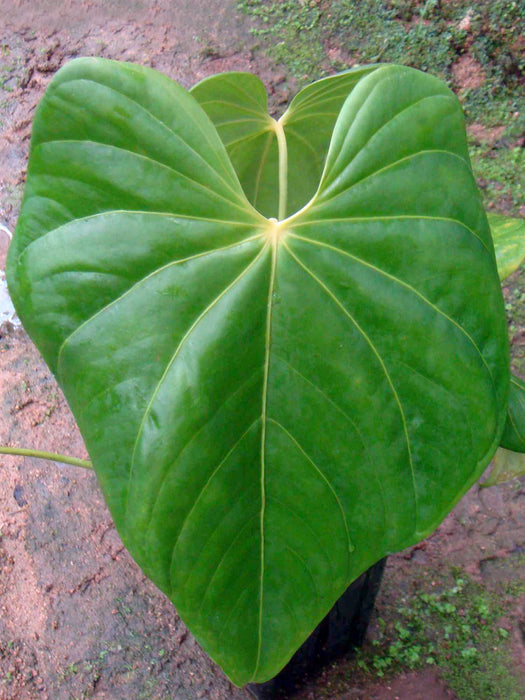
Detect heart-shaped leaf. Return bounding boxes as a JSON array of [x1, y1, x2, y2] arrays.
[[7, 58, 510, 685]]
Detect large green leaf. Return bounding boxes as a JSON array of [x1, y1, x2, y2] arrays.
[[488, 213, 525, 280], [190, 66, 379, 218], [7, 59, 510, 685]]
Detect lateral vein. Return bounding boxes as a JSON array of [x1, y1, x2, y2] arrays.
[[284, 242, 419, 534], [123, 245, 268, 524]]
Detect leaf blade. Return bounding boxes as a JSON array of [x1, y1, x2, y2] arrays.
[[7, 60, 511, 686]]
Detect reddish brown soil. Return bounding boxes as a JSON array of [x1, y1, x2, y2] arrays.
[[0, 2, 524, 700], [451, 54, 485, 92], [360, 668, 456, 699]]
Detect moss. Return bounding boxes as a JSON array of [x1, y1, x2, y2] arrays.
[[356, 570, 524, 699]]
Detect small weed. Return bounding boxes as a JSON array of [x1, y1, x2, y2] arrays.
[[358, 573, 523, 699], [58, 661, 78, 680], [504, 265, 525, 374], [115, 596, 133, 616], [237, 0, 325, 82], [327, 0, 468, 79], [471, 144, 524, 212]]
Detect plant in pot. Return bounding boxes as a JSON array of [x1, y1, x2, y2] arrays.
[[2, 57, 525, 694]]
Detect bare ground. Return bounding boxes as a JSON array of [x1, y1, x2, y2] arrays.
[[0, 2, 524, 699]]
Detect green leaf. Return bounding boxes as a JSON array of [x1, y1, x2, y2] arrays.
[[482, 448, 525, 487], [7, 59, 510, 685], [488, 213, 525, 280], [499, 374, 525, 452], [191, 66, 379, 218]]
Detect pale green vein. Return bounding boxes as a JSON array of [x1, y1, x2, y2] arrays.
[[56, 235, 264, 368], [168, 418, 261, 592], [285, 126, 322, 169], [218, 582, 256, 645], [197, 514, 260, 616], [320, 149, 470, 207], [270, 496, 337, 578], [57, 72, 232, 183], [95, 368, 261, 533], [124, 244, 269, 522], [192, 99, 267, 118], [252, 239, 277, 680], [222, 77, 268, 110], [216, 116, 267, 127], [17, 209, 258, 263], [268, 417, 354, 560], [396, 359, 476, 456], [289, 73, 369, 114], [226, 128, 272, 151], [181, 488, 259, 591], [272, 353, 387, 530], [38, 139, 253, 215], [284, 242, 419, 534], [280, 595, 301, 641], [287, 232, 497, 389], [288, 214, 490, 254], [274, 119, 288, 221], [58, 78, 244, 202], [325, 93, 456, 191], [282, 543, 321, 604], [289, 111, 340, 122]]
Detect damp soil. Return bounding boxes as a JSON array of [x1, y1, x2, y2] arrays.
[[0, 2, 524, 699]]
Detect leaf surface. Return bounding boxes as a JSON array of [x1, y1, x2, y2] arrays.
[[488, 213, 525, 280], [499, 373, 525, 452], [7, 59, 510, 685], [191, 66, 379, 218], [482, 448, 525, 487]]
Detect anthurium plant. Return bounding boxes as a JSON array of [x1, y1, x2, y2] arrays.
[[4, 58, 525, 686]]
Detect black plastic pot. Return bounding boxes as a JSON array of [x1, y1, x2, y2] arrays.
[[246, 557, 387, 700]]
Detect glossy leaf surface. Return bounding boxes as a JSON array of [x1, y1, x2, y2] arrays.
[[191, 66, 379, 218], [7, 59, 510, 685], [488, 213, 525, 280]]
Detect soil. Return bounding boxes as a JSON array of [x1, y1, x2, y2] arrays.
[[0, 2, 523, 699], [451, 54, 485, 92]]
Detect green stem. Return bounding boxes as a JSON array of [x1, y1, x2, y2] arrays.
[[274, 118, 288, 221], [0, 446, 93, 470]]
